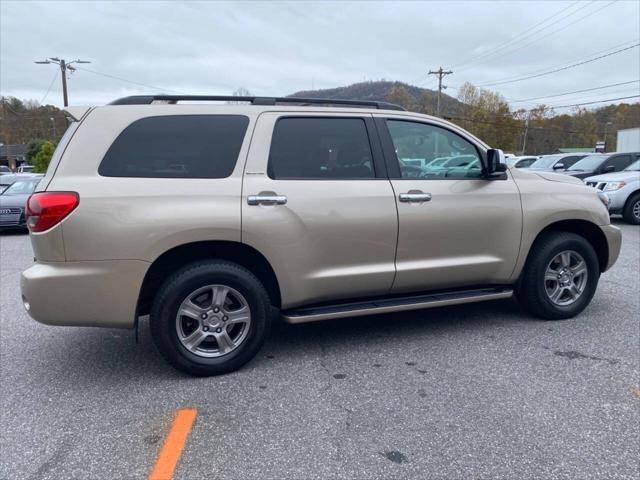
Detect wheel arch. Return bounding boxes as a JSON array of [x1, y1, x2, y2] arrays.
[[137, 241, 282, 316], [623, 188, 640, 210], [524, 219, 609, 275]]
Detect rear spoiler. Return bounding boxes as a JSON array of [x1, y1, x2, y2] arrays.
[[63, 106, 92, 122]]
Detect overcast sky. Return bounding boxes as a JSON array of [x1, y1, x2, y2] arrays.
[[1, 0, 639, 111]]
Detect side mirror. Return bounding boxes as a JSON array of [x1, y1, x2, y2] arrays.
[[552, 163, 565, 170], [603, 165, 615, 173], [485, 149, 508, 179]]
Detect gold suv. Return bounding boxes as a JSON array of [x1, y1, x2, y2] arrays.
[[21, 95, 622, 376]]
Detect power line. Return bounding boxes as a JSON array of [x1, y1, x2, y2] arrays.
[[451, 0, 588, 70], [40, 70, 59, 104], [471, 38, 638, 88], [74, 66, 184, 94], [34, 57, 91, 106], [547, 94, 640, 110], [456, 0, 617, 72], [508, 80, 640, 103], [477, 42, 639, 87]]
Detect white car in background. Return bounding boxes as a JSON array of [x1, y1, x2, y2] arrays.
[[584, 159, 640, 224]]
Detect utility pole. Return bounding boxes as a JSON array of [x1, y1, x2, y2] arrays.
[[428, 67, 453, 117], [34, 58, 91, 106], [603, 121, 613, 152], [521, 113, 531, 155]]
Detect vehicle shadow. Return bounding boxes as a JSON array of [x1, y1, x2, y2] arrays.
[[0, 229, 29, 236], [35, 297, 529, 386]]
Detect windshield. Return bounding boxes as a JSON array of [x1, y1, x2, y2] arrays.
[[568, 155, 609, 171], [1, 178, 40, 196], [529, 155, 563, 169], [624, 160, 640, 171]]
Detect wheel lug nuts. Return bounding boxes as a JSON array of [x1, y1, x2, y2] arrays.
[[214, 307, 220, 313], [216, 328, 222, 333], [201, 313, 208, 319], [203, 326, 209, 331], [223, 316, 228, 321]]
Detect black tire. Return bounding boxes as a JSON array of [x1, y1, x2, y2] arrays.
[[622, 192, 640, 225], [515, 232, 600, 320], [150, 260, 272, 376]]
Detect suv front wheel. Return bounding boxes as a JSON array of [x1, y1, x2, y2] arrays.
[[516, 232, 600, 320], [150, 261, 272, 376]]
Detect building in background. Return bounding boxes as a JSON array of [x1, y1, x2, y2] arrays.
[[0, 144, 28, 171], [617, 128, 640, 152]]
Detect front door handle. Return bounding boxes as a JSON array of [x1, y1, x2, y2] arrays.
[[247, 194, 288, 206], [399, 191, 432, 203]]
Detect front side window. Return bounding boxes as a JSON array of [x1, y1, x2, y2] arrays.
[[99, 115, 249, 178], [386, 120, 482, 179], [268, 118, 375, 179]]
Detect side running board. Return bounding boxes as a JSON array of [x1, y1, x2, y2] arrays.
[[281, 287, 513, 324]]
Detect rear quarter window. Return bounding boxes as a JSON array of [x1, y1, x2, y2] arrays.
[[98, 115, 249, 178]]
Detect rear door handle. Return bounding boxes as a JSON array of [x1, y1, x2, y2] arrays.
[[399, 191, 432, 203], [247, 194, 288, 206]]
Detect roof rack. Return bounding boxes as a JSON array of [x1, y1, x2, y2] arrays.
[[108, 95, 406, 111]]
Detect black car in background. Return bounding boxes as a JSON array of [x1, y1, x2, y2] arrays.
[[525, 153, 589, 172], [561, 152, 639, 180]]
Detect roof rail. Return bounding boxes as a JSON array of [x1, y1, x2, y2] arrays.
[[108, 95, 406, 111]]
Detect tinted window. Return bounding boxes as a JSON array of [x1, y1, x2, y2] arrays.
[[386, 120, 482, 179], [99, 115, 249, 178], [268, 118, 374, 179], [568, 154, 611, 171], [602, 154, 632, 172]]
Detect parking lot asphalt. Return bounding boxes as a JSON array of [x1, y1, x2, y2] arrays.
[[1, 220, 638, 480]]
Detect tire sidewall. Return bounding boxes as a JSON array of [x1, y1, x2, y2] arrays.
[[152, 263, 271, 375], [530, 234, 599, 318], [623, 193, 640, 225]]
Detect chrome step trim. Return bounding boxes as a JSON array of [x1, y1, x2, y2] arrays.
[[282, 289, 513, 324]]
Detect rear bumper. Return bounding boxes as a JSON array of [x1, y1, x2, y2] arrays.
[[600, 224, 622, 272], [21, 259, 150, 328]]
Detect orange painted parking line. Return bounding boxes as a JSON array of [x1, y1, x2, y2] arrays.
[[149, 408, 198, 480]]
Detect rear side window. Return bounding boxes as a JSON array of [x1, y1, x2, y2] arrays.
[[268, 117, 375, 179], [99, 115, 249, 178]]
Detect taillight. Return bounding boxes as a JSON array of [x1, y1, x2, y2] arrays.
[[26, 192, 79, 233]]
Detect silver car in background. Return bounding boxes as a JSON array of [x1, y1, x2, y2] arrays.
[[0, 175, 43, 230], [584, 159, 640, 224]]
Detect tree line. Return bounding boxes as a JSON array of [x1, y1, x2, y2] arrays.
[[2, 85, 639, 171], [386, 82, 639, 154]]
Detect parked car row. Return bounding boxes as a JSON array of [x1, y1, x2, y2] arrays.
[[584, 159, 640, 224], [504, 151, 640, 224]]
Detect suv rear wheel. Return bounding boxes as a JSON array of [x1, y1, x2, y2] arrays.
[[516, 232, 600, 320], [150, 261, 272, 376]]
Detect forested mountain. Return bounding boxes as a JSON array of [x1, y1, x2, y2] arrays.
[[2, 80, 638, 155], [290, 80, 468, 116], [291, 81, 639, 154]]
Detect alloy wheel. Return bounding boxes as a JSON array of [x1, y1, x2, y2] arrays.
[[175, 285, 251, 358], [544, 250, 588, 306]]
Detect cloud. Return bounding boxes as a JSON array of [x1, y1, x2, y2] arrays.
[[1, 0, 638, 108]]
